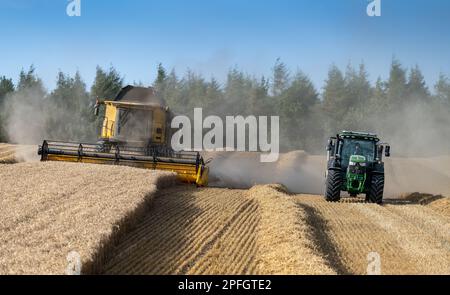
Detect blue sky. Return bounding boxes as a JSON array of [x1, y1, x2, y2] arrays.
[[0, 0, 449, 92]]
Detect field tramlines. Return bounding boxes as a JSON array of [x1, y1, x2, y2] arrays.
[[104, 186, 260, 275], [104, 186, 449, 275]]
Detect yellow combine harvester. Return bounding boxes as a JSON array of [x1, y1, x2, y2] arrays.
[[38, 86, 209, 186]]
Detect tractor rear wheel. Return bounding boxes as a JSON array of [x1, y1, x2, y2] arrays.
[[325, 170, 342, 202], [366, 174, 384, 204]]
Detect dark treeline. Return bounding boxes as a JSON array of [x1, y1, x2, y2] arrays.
[[1, 59, 450, 155]]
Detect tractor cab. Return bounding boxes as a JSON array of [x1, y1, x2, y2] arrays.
[[340, 138, 376, 168], [327, 131, 389, 167]]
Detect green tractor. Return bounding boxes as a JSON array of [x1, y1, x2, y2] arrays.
[[325, 131, 391, 204]]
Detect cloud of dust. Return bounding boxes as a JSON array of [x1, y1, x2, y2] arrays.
[[207, 150, 450, 198], [15, 145, 40, 162], [373, 101, 450, 157], [206, 100, 450, 197], [206, 151, 325, 195], [366, 100, 450, 197], [1, 87, 48, 145], [1, 84, 97, 155]]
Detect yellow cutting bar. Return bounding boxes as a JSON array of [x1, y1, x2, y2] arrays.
[[38, 140, 209, 186], [45, 154, 208, 186]]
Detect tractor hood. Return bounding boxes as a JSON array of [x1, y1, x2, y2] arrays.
[[349, 155, 367, 166]]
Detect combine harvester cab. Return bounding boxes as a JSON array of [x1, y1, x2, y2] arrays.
[[38, 85, 209, 186]]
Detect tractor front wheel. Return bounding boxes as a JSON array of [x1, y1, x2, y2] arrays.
[[366, 174, 384, 204], [325, 170, 342, 202]]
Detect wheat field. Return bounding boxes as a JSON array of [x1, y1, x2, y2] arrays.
[[103, 185, 449, 275], [0, 162, 176, 274], [104, 184, 335, 275], [0, 145, 448, 274], [104, 186, 261, 274], [292, 195, 450, 274]]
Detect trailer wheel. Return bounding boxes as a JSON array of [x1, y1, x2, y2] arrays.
[[367, 174, 384, 204], [325, 170, 342, 202]]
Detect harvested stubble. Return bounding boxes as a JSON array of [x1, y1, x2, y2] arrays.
[[292, 195, 450, 274], [0, 143, 37, 163], [402, 192, 450, 218], [104, 184, 334, 275], [246, 185, 335, 275], [104, 186, 260, 275], [426, 197, 450, 217], [0, 162, 176, 274], [0, 144, 19, 163]]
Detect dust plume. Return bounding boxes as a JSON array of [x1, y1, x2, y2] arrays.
[[207, 150, 450, 198], [206, 99, 450, 197], [206, 151, 325, 195], [372, 101, 450, 157], [1, 87, 48, 145], [0, 85, 96, 154]]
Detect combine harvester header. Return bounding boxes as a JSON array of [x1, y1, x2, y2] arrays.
[[38, 86, 209, 186]]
